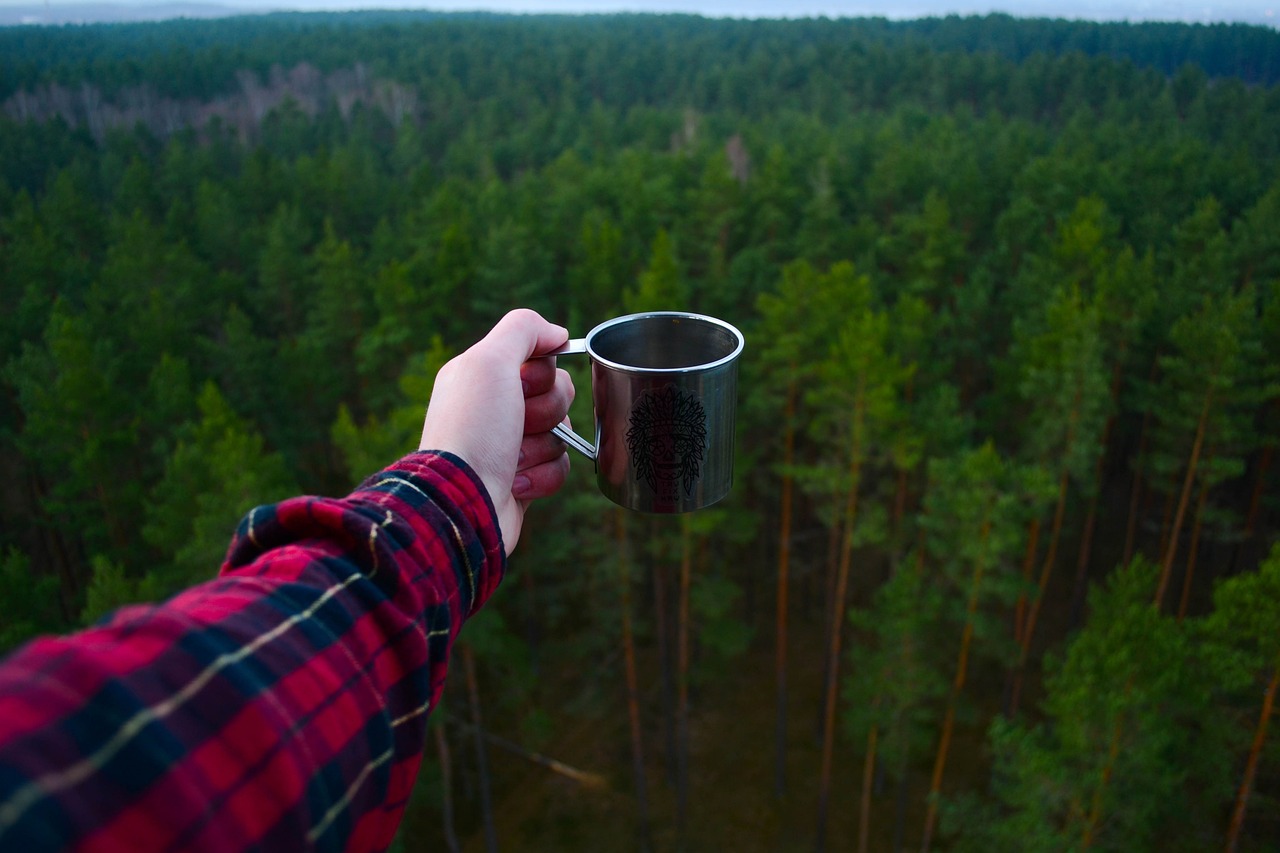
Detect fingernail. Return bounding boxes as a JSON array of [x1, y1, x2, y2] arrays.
[[513, 474, 532, 498]]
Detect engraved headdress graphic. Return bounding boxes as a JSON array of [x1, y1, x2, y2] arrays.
[[626, 385, 708, 496]]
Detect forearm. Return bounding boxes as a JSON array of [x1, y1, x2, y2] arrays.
[[0, 451, 504, 852]]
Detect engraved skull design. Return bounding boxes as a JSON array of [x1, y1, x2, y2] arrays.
[[625, 385, 708, 497]]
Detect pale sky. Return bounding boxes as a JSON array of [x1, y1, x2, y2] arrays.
[[0, 0, 1276, 27], [166, 0, 1280, 24]]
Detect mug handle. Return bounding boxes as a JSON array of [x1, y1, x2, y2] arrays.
[[542, 339, 597, 461]]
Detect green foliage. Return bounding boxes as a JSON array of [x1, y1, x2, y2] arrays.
[[1008, 283, 1110, 480], [951, 557, 1236, 851], [0, 12, 1278, 849], [921, 444, 1031, 662], [1201, 543, 1280, 702], [0, 549, 64, 652], [623, 228, 684, 314], [143, 382, 298, 599], [80, 555, 140, 625], [331, 337, 452, 484], [689, 572, 751, 681], [843, 566, 950, 777], [807, 261, 914, 475], [1147, 287, 1263, 499]]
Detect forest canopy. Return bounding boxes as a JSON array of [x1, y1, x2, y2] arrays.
[[1, 10, 1279, 852]]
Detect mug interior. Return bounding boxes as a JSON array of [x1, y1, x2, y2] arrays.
[[589, 314, 742, 371]]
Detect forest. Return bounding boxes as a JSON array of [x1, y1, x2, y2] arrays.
[[1, 9, 1280, 851]]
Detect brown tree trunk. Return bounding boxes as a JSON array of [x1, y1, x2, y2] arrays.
[[1122, 408, 1153, 567], [462, 643, 497, 853], [858, 709, 880, 853], [1013, 517, 1041, 645], [618, 510, 653, 850], [1176, 482, 1210, 622], [653, 524, 676, 786], [816, 428, 864, 853], [921, 520, 992, 852], [1156, 484, 1178, 561], [891, 374, 916, 549], [816, 503, 845, 742], [434, 723, 461, 853], [1226, 659, 1280, 853], [1010, 469, 1069, 715], [1069, 491, 1101, 628], [1082, 705, 1126, 851], [1156, 392, 1211, 610], [677, 517, 693, 836], [1068, 358, 1124, 625], [776, 379, 797, 797], [1244, 442, 1274, 537]]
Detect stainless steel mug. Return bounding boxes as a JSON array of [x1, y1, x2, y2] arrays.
[[549, 312, 744, 514]]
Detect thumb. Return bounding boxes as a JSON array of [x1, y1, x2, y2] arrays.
[[481, 309, 570, 365]]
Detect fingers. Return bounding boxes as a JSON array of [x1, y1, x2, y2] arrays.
[[523, 367, 575, 434], [519, 356, 557, 397], [513, 447, 570, 500], [518, 430, 568, 471], [512, 353, 574, 501]]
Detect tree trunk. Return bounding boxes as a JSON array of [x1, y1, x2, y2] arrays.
[[1176, 482, 1210, 622], [521, 565, 540, 671], [1013, 517, 1041, 647], [26, 470, 82, 619], [892, 749, 910, 853], [921, 519, 991, 852], [815, 428, 864, 853], [776, 378, 797, 797], [434, 723, 461, 853], [816, 508, 843, 741], [454, 720, 608, 787], [1082, 707, 1125, 851], [1155, 391, 1211, 610], [1122, 408, 1153, 567], [1225, 659, 1280, 853], [1069, 455, 1109, 627], [858, 714, 879, 853], [1156, 482, 1178, 562], [1009, 469, 1069, 715], [462, 643, 497, 853], [653, 525, 676, 786], [891, 374, 917, 550], [618, 510, 653, 851], [677, 516, 693, 837], [1244, 442, 1274, 537], [1070, 360, 1124, 627], [1069, 492, 1101, 629]]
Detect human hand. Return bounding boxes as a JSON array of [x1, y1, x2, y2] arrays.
[[419, 309, 574, 554]]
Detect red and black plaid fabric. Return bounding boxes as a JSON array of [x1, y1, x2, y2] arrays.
[[0, 451, 505, 852]]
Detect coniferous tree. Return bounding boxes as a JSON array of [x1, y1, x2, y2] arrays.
[[806, 261, 912, 852], [1203, 544, 1280, 851], [952, 557, 1234, 852], [918, 444, 1028, 852], [143, 381, 298, 599], [756, 259, 855, 796], [1006, 283, 1109, 714]]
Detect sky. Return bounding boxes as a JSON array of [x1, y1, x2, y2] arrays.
[[239, 0, 1279, 25], [0, 0, 1276, 28]]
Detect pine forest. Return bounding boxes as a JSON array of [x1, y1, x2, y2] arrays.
[[2, 10, 1280, 851]]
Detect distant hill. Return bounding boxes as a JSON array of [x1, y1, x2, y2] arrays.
[[0, 3, 260, 25]]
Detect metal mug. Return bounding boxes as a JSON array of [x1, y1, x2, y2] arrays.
[[548, 312, 745, 514]]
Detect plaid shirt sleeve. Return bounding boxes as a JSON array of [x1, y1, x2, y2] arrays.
[[0, 450, 506, 852]]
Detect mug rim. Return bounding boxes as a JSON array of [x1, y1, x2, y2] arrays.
[[585, 311, 745, 375]]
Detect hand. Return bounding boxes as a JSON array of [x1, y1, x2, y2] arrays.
[[419, 309, 574, 554]]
